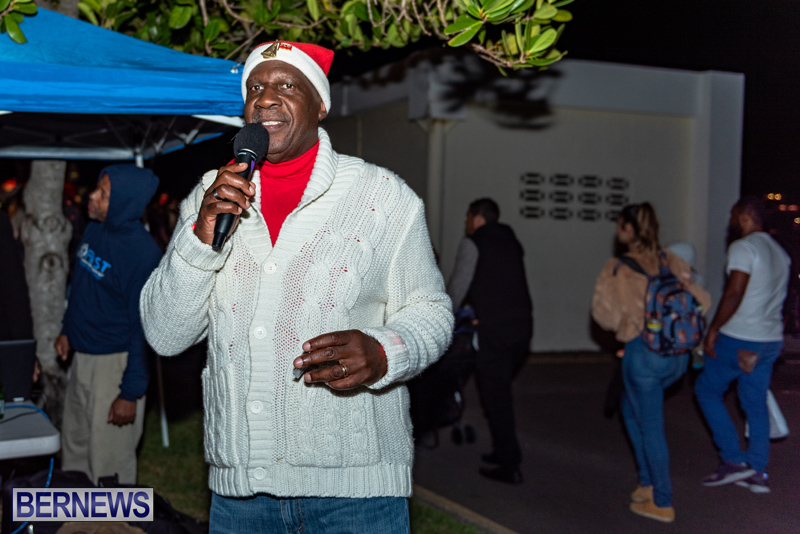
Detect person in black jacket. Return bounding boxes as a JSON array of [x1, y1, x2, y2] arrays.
[[447, 198, 533, 483]]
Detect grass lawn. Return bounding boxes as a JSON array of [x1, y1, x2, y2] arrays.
[[137, 409, 482, 533]]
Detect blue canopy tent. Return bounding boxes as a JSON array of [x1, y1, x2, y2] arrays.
[[0, 8, 245, 161]]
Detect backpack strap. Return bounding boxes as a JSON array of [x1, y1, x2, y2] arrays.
[[657, 252, 671, 276], [614, 255, 648, 277]]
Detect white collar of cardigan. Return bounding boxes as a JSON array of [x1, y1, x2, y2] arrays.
[[202, 127, 335, 216]]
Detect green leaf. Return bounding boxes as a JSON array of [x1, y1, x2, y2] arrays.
[[9, 12, 23, 23], [444, 14, 479, 34], [82, 0, 102, 12], [344, 13, 357, 36], [464, 0, 482, 19], [527, 53, 563, 67], [512, 0, 535, 13], [514, 18, 523, 52], [533, 4, 557, 19], [253, 4, 269, 24], [553, 9, 572, 22], [528, 27, 556, 53], [15, 0, 35, 3], [447, 22, 481, 47], [552, 0, 574, 7], [175, 0, 195, 5], [484, 0, 516, 15], [13, 3, 37, 15], [502, 29, 518, 55], [4, 15, 26, 44], [203, 17, 221, 41], [168, 5, 192, 29], [0, 0, 9, 12], [307, 0, 320, 22], [354, 2, 369, 21]]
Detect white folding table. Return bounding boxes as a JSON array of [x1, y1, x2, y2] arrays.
[[0, 402, 60, 460]]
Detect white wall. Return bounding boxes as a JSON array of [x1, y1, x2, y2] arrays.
[[325, 102, 428, 199], [439, 106, 694, 351]]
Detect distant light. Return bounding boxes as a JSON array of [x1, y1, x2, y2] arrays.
[[795, 218, 800, 224], [775, 193, 783, 201], [767, 193, 774, 200], [1, 179, 17, 193], [789, 205, 799, 212], [778, 204, 787, 211]]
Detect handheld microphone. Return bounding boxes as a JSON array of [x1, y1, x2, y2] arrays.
[[211, 124, 270, 251]]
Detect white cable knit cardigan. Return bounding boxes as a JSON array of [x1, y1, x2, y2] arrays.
[[140, 129, 453, 499]]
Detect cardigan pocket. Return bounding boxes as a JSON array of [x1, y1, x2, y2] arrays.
[[201, 366, 239, 469], [285, 387, 381, 468]]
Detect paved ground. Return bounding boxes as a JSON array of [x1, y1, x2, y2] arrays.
[[412, 349, 800, 534]]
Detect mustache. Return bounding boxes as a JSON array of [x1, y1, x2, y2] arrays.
[[250, 111, 289, 123]]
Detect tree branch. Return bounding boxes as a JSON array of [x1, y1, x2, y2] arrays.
[[224, 28, 264, 60]]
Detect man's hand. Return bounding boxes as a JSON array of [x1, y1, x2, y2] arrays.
[[703, 328, 719, 359], [108, 397, 137, 426], [54, 334, 71, 361], [294, 330, 387, 390], [194, 162, 256, 246]]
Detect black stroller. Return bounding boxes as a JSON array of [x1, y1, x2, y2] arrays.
[[409, 307, 477, 447]]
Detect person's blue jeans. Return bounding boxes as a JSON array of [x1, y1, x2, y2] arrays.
[[620, 337, 688, 507], [695, 333, 783, 473], [210, 492, 410, 534]]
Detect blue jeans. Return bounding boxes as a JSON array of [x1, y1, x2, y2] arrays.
[[695, 333, 783, 473], [210, 492, 410, 534], [620, 337, 688, 507]]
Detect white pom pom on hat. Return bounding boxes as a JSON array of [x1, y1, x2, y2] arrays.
[[241, 41, 334, 113]]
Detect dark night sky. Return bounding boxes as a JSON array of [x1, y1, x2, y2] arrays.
[[554, 0, 800, 200]]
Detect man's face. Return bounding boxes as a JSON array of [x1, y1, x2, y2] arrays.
[[244, 61, 327, 164], [88, 175, 111, 222], [465, 210, 475, 236], [727, 206, 743, 244]]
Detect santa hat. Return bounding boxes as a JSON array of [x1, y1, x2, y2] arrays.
[[241, 41, 334, 113]]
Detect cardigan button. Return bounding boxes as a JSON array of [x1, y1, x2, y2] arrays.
[[253, 467, 266, 480], [253, 326, 266, 339], [264, 262, 277, 274], [250, 401, 263, 414]]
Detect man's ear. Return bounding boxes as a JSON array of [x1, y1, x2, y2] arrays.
[[318, 101, 327, 121]]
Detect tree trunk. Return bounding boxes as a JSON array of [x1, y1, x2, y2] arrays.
[[21, 160, 71, 427]]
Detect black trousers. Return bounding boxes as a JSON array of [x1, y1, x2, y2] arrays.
[[475, 332, 530, 468]]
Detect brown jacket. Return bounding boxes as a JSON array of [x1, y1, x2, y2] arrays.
[[591, 251, 712, 343]]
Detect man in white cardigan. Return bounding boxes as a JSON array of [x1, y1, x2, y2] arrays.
[[140, 41, 453, 533]]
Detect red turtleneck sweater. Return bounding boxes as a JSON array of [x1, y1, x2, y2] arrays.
[[258, 142, 319, 246]]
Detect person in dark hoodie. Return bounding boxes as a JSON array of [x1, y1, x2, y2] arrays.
[[55, 164, 161, 484], [447, 197, 533, 484]]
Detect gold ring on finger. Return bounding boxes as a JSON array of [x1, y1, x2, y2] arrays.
[[339, 363, 349, 379]]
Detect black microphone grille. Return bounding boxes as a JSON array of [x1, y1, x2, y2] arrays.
[[233, 123, 270, 162]]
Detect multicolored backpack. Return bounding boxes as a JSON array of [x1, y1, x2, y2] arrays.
[[616, 253, 705, 356]]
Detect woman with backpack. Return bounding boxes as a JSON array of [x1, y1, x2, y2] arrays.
[[592, 203, 710, 523]]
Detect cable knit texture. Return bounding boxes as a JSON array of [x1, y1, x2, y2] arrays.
[[141, 129, 453, 498]]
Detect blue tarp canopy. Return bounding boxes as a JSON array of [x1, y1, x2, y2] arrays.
[[0, 8, 245, 160]]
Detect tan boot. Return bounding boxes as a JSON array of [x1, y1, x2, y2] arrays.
[[630, 500, 675, 523], [630, 484, 653, 503]]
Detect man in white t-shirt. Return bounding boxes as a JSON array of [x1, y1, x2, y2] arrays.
[[695, 196, 790, 494]]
